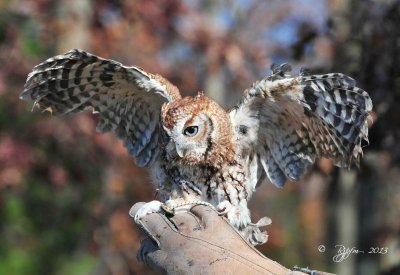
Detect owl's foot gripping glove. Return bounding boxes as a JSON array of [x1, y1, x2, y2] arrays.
[[242, 216, 272, 246], [130, 202, 312, 275]]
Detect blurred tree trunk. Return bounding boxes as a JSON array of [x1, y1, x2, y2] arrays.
[[330, 0, 400, 274], [56, 0, 92, 53], [336, 170, 358, 275], [55, 1, 121, 274]]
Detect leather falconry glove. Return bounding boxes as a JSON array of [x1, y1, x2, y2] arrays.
[[130, 202, 335, 275]]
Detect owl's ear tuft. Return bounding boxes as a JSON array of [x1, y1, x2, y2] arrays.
[[161, 103, 175, 130]]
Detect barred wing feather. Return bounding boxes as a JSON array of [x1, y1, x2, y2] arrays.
[[230, 72, 372, 188], [20, 49, 181, 167]]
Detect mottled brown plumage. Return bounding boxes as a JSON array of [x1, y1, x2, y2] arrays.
[[20, 50, 372, 245]]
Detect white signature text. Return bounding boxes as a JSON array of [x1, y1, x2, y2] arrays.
[[332, 245, 388, 262]]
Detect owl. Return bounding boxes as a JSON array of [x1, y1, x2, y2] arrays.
[[21, 49, 372, 245]]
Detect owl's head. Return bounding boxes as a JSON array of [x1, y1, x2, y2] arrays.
[[161, 93, 234, 165]]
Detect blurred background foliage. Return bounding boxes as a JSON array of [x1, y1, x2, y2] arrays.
[[0, 0, 399, 274]]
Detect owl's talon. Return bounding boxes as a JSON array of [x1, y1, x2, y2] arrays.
[[216, 200, 232, 215], [250, 216, 272, 227], [161, 199, 178, 215], [161, 203, 174, 215], [134, 200, 163, 222], [161, 200, 217, 215]]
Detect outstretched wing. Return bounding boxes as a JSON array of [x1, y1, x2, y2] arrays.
[[230, 68, 372, 188], [20, 49, 181, 167]]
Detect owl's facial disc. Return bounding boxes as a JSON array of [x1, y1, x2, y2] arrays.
[[171, 113, 211, 160], [176, 125, 200, 157]]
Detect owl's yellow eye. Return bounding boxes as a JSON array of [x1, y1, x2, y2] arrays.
[[183, 125, 199, 137]]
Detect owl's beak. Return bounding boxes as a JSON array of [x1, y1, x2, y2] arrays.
[[175, 144, 187, 158]]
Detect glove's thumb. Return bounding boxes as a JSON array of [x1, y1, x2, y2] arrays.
[[137, 238, 168, 273]]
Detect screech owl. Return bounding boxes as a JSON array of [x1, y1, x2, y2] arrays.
[[20, 50, 372, 245]]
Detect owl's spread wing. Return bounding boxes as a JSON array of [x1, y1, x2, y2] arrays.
[[230, 70, 372, 188], [20, 49, 181, 167]]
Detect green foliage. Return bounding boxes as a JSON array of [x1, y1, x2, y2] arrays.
[[0, 247, 36, 275], [56, 254, 97, 275], [22, 29, 43, 58]]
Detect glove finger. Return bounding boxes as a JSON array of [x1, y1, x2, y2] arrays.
[[255, 216, 272, 227], [190, 204, 228, 230], [137, 238, 159, 263], [169, 211, 203, 235], [137, 238, 168, 272], [145, 250, 169, 273], [129, 202, 146, 218], [129, 203, 179, 247]]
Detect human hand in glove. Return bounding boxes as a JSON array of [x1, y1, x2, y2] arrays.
[[130, 202, 335, 275]]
